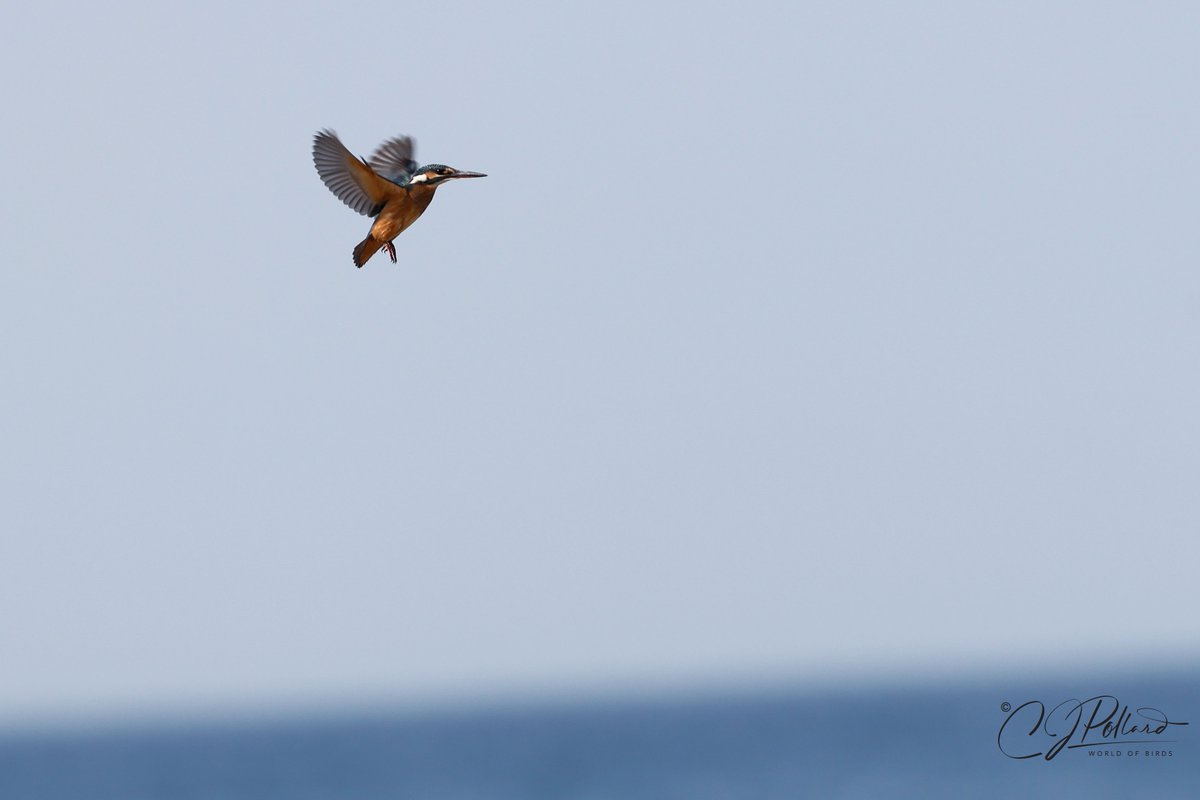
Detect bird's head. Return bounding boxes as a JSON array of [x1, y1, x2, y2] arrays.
[[407, 164, 487, 187]]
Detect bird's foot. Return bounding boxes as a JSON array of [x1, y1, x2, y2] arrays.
[[384, 241, 397, 263]]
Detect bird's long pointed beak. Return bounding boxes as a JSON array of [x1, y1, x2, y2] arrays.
[[453, 170, 487, 179]]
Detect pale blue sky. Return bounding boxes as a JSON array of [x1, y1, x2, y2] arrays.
[[2, 2, 1198, 723]]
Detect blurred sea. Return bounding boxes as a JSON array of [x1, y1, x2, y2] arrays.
[[2, 672, 1195, 798]]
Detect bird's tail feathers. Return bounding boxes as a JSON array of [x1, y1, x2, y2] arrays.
[[353, 236, 383, 268]]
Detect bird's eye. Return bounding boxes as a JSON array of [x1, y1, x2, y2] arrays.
[[438, 168, 452, 175]]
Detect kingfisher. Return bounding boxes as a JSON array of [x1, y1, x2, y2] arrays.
[[312, 130, 486, 267]]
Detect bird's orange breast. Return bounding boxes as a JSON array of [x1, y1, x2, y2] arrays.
[[370, 185, 437, 242]]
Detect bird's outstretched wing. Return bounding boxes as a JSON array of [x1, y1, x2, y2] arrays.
[[313, 130, 398, 216], [368, 136, 419, 186]]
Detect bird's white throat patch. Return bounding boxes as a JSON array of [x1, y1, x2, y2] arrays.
[[408, 172, 430, 184]]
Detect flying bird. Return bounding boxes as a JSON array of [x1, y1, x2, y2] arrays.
[[312, 130, 486, 267]]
